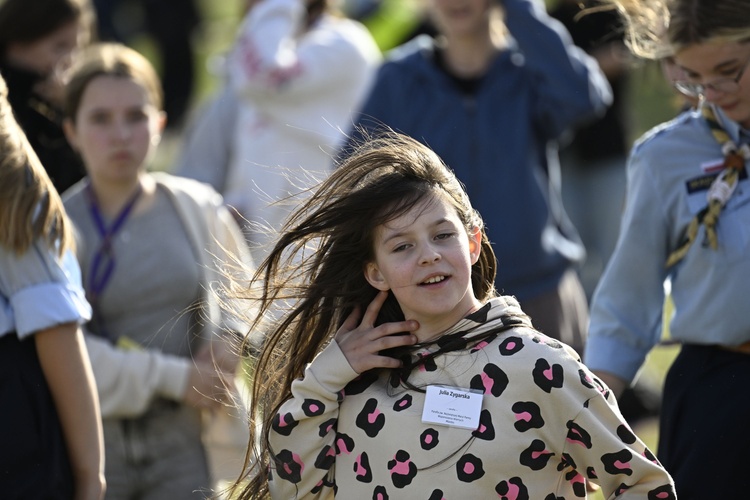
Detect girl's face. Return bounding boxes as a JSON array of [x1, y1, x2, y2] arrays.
[[365, 192, 482, 337], [676, 41, 750, 127], [5, 20, 81, 76], [429, 0, 493, 40], [64, 75, 165, 186]]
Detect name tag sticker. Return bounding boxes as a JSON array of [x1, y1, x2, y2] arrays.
[[422, 385, 483, 430]]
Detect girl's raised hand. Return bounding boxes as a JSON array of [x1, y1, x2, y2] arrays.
[[335, 291, 418, 374]]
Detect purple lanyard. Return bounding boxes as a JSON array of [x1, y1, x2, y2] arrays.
[[84, 182, 143, 307]]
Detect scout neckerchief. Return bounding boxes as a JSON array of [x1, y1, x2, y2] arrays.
[[665, 104, 750, 267], [84, 182, 143, 338]]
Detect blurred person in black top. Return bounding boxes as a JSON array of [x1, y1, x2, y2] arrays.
[[550, 0, 632, 300], [0, 0, 94, 194]]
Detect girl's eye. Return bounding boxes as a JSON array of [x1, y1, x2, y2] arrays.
[[393, 243, 410, 252], [435, 232, 455, 241], [89, 112, 109, 124], [127, 110, 148, 123]]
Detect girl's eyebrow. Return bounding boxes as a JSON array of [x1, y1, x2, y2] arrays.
[[680, 57, 743, 74]]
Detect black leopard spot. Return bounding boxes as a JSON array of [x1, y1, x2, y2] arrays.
[[314, 444, 335, 470], [544, 496, 564, 500], [310, 472, 334, 494], [344, 371, 379, 395], [274, 449, 303, 483], [648, 484, 676, 500], [615, 483, 631, 495], [393, 394, 412, 412], [512, 401, 544, 432], [318, 418, 336, 437], [643, 448, 659, 464], [617, 424, 637, 444], [472, 409, 495, 441], [354, 452, 372, 483], [558, 452, 576, 471], [272, 412, 298, 436], [372, 485, 389, 500], [470, 334, 497, 353], [417, 352, 438, 372], [456, 453, 485, 482], [587, 466, 598, 479], [566, 420, 593, 449], [466, 302, 491, 322], [420, 428, 440, 450], [532, 335, 564, 349], [387, 450, 417, 488], [356, 398, 386, 437], [334, 433, 355, 455], [470, 363, 508, 397], [602, 449, 634, 476], [427, 489, 445, 500], [564, 468, 586, 497], [495, 476, 529, 500], [532, 358, 564, 393], [578, 369, 610, 397], [520, 439, 554, 470], [302, 398, 325, 417], [499, 336, 525, 356]]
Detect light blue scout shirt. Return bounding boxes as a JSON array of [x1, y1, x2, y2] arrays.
[[0, 242, 91, 339], [585, 104, 750, 382]]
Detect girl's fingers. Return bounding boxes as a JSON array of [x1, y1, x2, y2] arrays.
[[360, 290, 389, 326]]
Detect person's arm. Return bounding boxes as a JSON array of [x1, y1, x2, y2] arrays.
[[562, 364, 676, 497], [502, 0, 613, 138], [584, 145, 670, 385], [228, 0, 380, 102], [35, 323, 105, 500], [84, 332, 227, 417], [267, 341, 358, 498]]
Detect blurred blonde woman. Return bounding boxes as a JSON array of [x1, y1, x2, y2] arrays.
[[0, 72, 104, 499], [61, 43, 254, 499]]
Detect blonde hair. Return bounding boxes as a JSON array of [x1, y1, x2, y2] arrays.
[[0, 74, 72, 256], [607, 0, 750, 59], [64, 42, 163, 120]]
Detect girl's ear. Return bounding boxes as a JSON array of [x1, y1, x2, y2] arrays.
[[468, 227, 482, 265], [62, 118, 78, 150], [364, 262, 390, 291]]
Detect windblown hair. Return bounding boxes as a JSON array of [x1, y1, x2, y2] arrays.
[[0, 0, 95, 59], [0, 74, 72, 255], [604, 0, 750, 58], [229, 131, 497, 499], [64, 42, 163, 120]]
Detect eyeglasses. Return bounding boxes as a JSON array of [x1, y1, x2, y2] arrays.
[[674, 57, 750, 98]]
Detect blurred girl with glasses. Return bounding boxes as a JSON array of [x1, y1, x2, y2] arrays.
[[584, 1, 750, 498]]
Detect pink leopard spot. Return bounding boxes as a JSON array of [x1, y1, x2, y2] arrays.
[[507, 484, 520, 499], [368, 409, 382, 424], [335, 439, 350, 455], [478, 423, 486, 432], [425, 435, 433, 444], [515, 411, 532, 422], [480, 372, 494, 394], [543, 367, 554, 380], [614, 460, 631, 470], [309, 404, 320, 413], [463, 462, 476, 474], [532, 450, 549, 459], [475, 341, 489, 350], [399, 400, 408, 408], [391, 460, 411, 475], [507, 341, 516, 349]]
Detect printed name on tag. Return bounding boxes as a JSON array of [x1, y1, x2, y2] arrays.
[[421, 385, 483, 430]]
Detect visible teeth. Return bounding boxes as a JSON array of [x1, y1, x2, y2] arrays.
[[423, 276, 445, 284]]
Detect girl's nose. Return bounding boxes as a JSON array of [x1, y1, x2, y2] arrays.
[[419, 244, 441, 265]]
